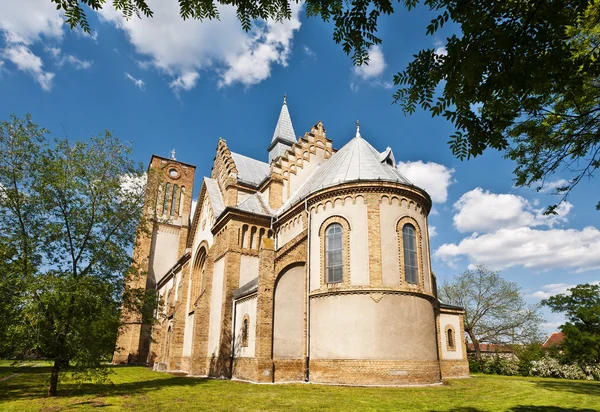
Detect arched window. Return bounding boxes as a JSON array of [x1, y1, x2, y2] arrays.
[[162, 182, 171, 215], [325, 223, 343, 283], [191, 248, 207, 306], [402, 224, 418, 284], [170, 184, 179, 216], [179, 187, 185, 215], [445, 325, 456, 351], [241, 315, 249, 347]]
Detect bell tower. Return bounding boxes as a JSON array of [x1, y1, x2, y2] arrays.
[[113, 152, 196, 364]]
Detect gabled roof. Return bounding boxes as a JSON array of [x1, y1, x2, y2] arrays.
[[204, 177, 224, 217], [280, 135, 413, 211], [543, 332, 564, 348], [230, 152, 270, 187], [235, 192, 273, 216], [271, 98, 296, 145]]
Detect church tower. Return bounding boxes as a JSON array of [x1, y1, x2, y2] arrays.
[[113, 152, 196, 364], [267, 95, 297, 163]]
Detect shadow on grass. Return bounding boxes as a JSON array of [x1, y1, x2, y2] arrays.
[[510, 407, 598, 412], [0, 365, 207, 402], [430, 408, 597, 412], [533, 380, 600, 396]]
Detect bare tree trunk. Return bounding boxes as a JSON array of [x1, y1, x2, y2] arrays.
[[48, 358, 60, 396], [467, 330, 482, 360]]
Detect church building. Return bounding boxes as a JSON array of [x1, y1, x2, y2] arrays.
[[113, 97, 469, 385]]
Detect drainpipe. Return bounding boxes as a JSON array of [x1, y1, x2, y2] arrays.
[[229, 298, 237, 378], [304, 198, 311, 382]]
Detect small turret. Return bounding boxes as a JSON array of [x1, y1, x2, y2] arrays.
[[267, 94, 297, 163]]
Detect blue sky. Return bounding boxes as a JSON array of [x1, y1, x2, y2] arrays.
[[1, 1, 599, 335]]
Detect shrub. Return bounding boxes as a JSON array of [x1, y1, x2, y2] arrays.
[[530, 357, 600, 380], [468, 354, 520, 376]]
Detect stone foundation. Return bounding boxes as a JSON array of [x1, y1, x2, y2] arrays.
[[232, 358, 258, 381], [440, 360, 470, 379], [273, 359, 305, 382], [309, 359, 441, 385]]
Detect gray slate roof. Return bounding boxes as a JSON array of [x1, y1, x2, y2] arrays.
[[233, 278, 258, 299], [231, 152, 270, 187], [280, 135, 413, 212], [271, 101, 296, 145], [204, 177, 225, 217], [235, 192, 273, 216]]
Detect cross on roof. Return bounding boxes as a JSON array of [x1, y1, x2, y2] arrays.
[[170, 148, 176, 160]]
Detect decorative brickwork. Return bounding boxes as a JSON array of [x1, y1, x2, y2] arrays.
[[273, 359, 305, 382], [440, 360, 470, 379], [120, 111, 471, 387], [310, 360, 441, 385]]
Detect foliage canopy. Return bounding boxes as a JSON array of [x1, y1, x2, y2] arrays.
[[543, 283, 600, 365], [0, 114, 151, 395]]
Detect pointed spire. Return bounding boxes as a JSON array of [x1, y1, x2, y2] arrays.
[[355, 120, 361, 138], [272, 97, 296, 144], [268, 95, 297, 163]]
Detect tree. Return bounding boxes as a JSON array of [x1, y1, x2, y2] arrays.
[[0, 114, 151, 396], [50, 0, 600, 210], [439, 265, 543, 360], [543, 283, 600, 365]]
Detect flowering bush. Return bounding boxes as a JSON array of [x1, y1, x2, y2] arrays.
[[530, 357, 600, 380]]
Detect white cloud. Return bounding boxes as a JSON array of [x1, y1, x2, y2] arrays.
[[429, 226, 437, 238], [2, 44, 54, 90], [46, 47, 92, 70], [303, 45, 316, 58], [0, 0, 63, 45], [64, 55, 92, 70], [98, 1, 302, 91], [530, 283, 576, 299], [353, 45, 386, 80], [434, 39, 447, 57], [396, 161, 455, 203], [125, 72, 145, 90], [452, 188, 573, 233], [0, 0, 64, 90], [119, 173, 147, 200], [75, 28, 98, 42], [170, 71, 199, 92], [530, 281, 600, 299], [435, 226, 600, 272], [537, 178, 571, 194]]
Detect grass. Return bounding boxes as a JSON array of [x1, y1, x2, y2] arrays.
[[1, 361, 599, 411]]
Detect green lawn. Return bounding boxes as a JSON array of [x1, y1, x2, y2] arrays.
[[1, 361, 599, 411]]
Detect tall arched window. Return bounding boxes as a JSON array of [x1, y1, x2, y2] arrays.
[[402, 224, 418, 284], [241, 315, 249, 347], [325, 223, 343, 283], [191, 248, 207, 306], [170, 184, 179, 216], [162, 182, 171, 215]]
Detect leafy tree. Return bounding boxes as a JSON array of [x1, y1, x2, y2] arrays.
[[439, 265, 543, 360], [50, 0, 600, 210], [0, 114, 151, 396], [543, 283, 600, 365]]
